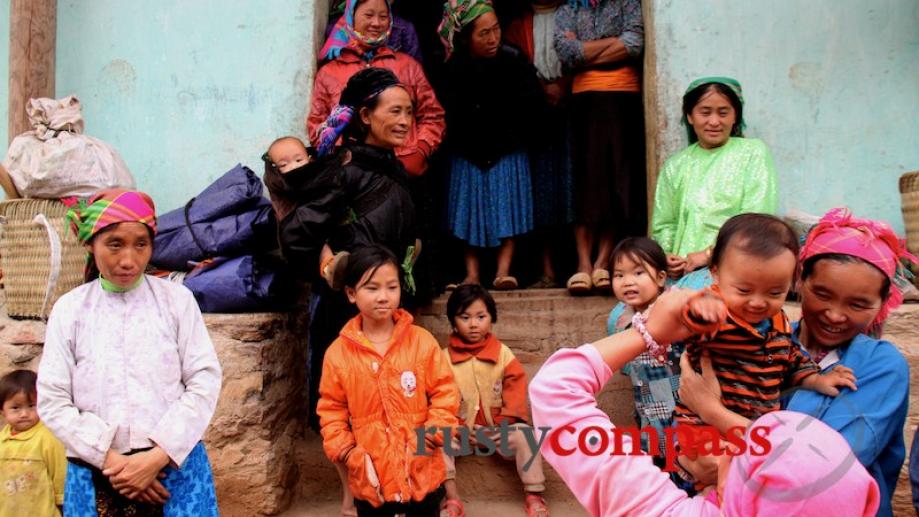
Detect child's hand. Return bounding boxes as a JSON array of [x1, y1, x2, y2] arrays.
[[686, 293, 727, 328], [104, 446, 171, 499], [807, 366, 858, 396]]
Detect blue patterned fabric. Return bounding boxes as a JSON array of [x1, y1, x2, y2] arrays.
[[447, 151, 533, 248], [608, 302, 684, 456], [673, 267, 713, 290], [64, 442, 218, 516]]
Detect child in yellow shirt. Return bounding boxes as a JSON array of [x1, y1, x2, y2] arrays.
[[0, 369, 66, 517]]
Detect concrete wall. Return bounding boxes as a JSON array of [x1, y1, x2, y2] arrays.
[[52, 0, 327, 214], [648, 0, 919, 233]]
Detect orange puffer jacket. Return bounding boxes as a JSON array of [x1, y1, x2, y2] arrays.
[[307, 48, 445, 176], [318, 309, 459, 506]]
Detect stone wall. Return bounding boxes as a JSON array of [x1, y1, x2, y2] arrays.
[[0, 308, 310, 517]]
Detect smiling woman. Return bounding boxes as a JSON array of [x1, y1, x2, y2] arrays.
[[651, 77, 778, 280]]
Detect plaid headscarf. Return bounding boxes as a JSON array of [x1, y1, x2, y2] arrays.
[[800, 207, 918, 330], [66, 189, 157, 244], [682, 76, 746, 141], [438, 0, 494, 60], [320, 0, 393, 61]]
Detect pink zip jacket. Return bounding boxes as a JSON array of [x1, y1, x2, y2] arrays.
[[529, 344, 880, 517]]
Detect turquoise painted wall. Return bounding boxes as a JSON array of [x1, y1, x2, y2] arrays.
[[55, 0, 325, 213], [0, 0, 10, 149], [650, 0, 919, 233]]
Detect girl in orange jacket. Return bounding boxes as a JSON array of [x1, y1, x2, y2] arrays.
[[318, 244, 459, 516]]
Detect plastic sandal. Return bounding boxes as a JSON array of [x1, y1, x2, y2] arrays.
[[493, 276, 518, 290], [566, 272, 592, 294], [591, 268, 611, 290], [524, 494, 550, 517], [440, 498, 466, 517]]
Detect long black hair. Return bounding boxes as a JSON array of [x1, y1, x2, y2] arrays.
[[682, 82, 744, 144]]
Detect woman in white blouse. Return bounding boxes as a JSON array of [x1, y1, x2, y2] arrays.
[[37, 189, 222, 516]]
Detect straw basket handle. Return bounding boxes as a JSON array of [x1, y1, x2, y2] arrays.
[[33, 213, 63, 319]]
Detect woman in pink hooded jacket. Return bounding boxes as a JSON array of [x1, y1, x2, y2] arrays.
[[529, 289, 880, 517]]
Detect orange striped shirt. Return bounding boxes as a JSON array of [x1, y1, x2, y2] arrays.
[[674, 301, 818, 426]]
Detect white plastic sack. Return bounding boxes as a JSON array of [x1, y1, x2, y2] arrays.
[[2, 95, 135, 198]]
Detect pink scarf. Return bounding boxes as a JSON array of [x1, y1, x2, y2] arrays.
[[800, 207, 917, 329]]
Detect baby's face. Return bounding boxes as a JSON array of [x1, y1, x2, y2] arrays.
[[269, 139, 309, 173]]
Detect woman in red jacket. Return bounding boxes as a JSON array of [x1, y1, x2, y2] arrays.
[[308, 0, 445, 176]]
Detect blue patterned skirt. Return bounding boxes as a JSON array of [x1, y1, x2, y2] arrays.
[[64, 442, 218, 516], [447, 152, 533, 248]]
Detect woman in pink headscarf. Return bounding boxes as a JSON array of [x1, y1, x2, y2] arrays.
[[678, 207, 913, 517], [528, 284, 881, 516]]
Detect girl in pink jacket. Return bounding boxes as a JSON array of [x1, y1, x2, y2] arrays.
[[529, 289, 880, 517]]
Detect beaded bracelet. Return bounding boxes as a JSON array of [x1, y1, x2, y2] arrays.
[[632, 311, 671, 364]]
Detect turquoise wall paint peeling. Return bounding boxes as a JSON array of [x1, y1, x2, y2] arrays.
[[0, 0, 10, 149], [650, 0, 919, 233], [55, 0, 323, 213]]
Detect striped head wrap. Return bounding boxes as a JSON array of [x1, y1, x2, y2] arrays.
[[320, 0, 393, 61], [316, 67, 403, 156], [438, 0, 494, 60], [800, 207, 918, 330], [67, 189, 157, 244], [682, 76, 746, 142]]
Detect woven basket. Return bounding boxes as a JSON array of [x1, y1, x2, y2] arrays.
[[0, 199, 85, 318], [900, 171, 919, 256]]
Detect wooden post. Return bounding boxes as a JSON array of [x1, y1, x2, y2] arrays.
[[642, 0, 659, 227], [8, 0, 56, 144]]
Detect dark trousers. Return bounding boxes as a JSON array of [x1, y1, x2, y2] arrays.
[[354, 485, 445, 517]]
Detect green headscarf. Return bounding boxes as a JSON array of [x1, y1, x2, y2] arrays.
[[438, 0, 495, 60], [682, 76, 746, 142]]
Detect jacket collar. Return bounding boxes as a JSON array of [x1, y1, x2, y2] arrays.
[[340, 308, 413, 356], [337, 47, 397, 64], [448, 333, 502, 364], [0, 421, 44, 442]]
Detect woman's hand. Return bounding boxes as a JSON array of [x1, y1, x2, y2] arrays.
[[666, 254, 687, 279], [678, 352, 723, 418], [684, 249, 710, 273], [642, 289, 703, 344], [104, 447, 171, 499]]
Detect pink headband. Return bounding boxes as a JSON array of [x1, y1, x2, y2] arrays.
[[800, 207, 917, 328]]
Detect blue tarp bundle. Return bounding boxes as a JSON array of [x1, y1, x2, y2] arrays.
[[151, 164, 275, 271], [183, 256, 294, 313], [151, 163, 294, 312]]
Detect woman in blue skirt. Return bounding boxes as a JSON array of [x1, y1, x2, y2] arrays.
[[437, 0, 547, 290]]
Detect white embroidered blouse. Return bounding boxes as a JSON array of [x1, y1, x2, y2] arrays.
[[37, 275, 222, 469]]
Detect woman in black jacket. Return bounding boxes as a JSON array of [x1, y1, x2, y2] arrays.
[[437, 0, 547, 290], [264, 67, 417, 430]]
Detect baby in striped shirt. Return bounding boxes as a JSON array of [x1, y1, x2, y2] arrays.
[[672, 214, 856, 477]]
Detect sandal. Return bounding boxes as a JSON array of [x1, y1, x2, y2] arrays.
[[528, 275, 558, 289], [566, 272, 592, 294], [591, 268, 611, 290], [493, 276, 518, 290], [524, 494, 550, 517], [440, 498, 465, 517]]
